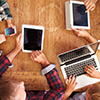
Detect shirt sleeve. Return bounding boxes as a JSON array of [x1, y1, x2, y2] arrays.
[[44, 68, 65, 100], [97, 40, 100, 50], [0, 55, 13, 79], [0, 0, 12, 20], [41, 64, 56, 75]]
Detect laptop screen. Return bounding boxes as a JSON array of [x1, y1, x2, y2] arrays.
[[58, 42, 100, 64], [73, 4, 88, 26]]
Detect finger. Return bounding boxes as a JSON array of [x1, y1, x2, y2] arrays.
[[30, 54, 35, 61], [89, 65, 95, 69], [39, 50, 42, 54], [36, 50, 40, 56], [31, 51, 37, 58], [71, 28, 80, 35], [84, 68, 91, 74], [65, 78, 68, 84], [90, 6, 95, 11], [86, 5, 93, 12], [31, 51, 35, 59], [84, 66, 92, 72], [71, 75, 75, 83], [87, 65, 94, 71], [84, 0, 88, 5], [85, 1, 91, 7], [68, 75, 72, 83], [73, 76, 77, 84]]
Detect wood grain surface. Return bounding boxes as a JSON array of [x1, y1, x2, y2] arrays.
[[0, 0, 100, 90]]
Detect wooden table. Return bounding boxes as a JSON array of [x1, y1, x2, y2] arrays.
[[0, 0, 100, 90]]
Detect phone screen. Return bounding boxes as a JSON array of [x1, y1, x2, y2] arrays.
[[5, 27, 16, 36]]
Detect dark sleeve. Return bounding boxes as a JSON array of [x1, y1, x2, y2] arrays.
[[44, 68, 65, 100], [0, 56, 12, 79]]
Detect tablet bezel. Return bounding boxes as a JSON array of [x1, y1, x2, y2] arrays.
[[70, 1, 90, 29], [22, 24, 44, 53]]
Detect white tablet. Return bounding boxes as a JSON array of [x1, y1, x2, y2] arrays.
[[22, 24, 44, 53], [65, 1, 90, 30]]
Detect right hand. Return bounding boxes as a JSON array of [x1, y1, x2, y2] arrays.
[[15, 33, 22, 51], [0, 34, 6, 44], [65, 75, 78, 97], [84, 0, 97, 12], [31, 50, 50, 68], [84, 65, 100, 79], [71, 28, 90, 38]]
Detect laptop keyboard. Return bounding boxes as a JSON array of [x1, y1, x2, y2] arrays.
[[59, 47, 91, 63], [64, 58, 97, 78]]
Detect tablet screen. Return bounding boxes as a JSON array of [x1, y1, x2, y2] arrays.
[[24, 28, 43, 51], [73, 4, 88, 26]]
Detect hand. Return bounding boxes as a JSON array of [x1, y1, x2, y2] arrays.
[[31, 50, 50, 68], [15, 33, 22, 51], [71, 28, 90, 38], [0, 34, 6, 44], [7, 19, 14, 28], [84, 65, 100, 79], [84, 0, 98, 12], [64, 75, 78, 99]]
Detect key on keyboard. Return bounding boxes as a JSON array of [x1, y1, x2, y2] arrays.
[[64, 58, 97, 78]]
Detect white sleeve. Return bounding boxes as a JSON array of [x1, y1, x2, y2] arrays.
[[98, 40, 100, 50], [41, 64, 56, 75]]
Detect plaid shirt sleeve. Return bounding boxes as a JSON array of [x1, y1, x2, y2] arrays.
[[26, 68, 65, 100], [44, 68, 65, 100], [0, 55, 12, 80]]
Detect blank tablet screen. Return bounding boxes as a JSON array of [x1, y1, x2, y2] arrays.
[[73, 4, 88, 26], [24, 28, 43, 51]]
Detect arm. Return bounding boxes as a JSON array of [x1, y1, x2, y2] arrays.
[[31, 51, 65, 100], [0, 34, 22, 79], [84, 65, 100, 79], [62, 75, 77, 100], [6, 33, 22, 62], [71, 28, 97, 43], [84, 0, 98, 12], [0, 55, 12, 79]]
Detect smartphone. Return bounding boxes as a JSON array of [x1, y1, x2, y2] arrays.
[[5, 26, 16, 36]]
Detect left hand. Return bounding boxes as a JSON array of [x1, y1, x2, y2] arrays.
[[84, 0, 97, 12], [65, 75, 78, 97], [31, 50, 50, 68]]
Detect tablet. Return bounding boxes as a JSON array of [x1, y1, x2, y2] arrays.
[[22, 25, 44, 53], [65, 1, 90, 30]]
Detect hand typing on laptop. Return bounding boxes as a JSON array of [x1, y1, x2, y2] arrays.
[[84, 65, 100, 79], [62, 75, 77, 100]]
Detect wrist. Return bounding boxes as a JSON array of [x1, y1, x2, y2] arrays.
[[62, 91, 71, 100], [42, 61, 50, 68]]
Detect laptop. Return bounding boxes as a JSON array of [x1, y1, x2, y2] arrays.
[[65, 1, 90, 30], [58, 42, 100, 90]]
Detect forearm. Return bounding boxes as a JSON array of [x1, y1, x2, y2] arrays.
[[85, 34, 97, 43], [6, 47, 20, 62]]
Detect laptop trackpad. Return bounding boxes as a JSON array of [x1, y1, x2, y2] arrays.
[[75, 75, 100, 90]]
